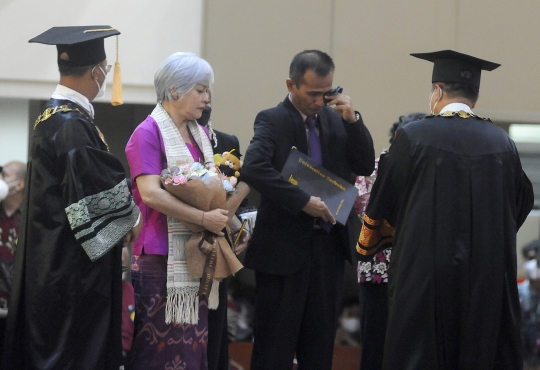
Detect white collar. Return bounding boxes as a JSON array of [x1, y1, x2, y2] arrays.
[[51, 84, 94, 118], [439, 102, 473, 115]]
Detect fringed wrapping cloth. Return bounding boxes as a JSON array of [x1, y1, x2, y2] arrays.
[[162, 180, 246, 315], [183, 182, 248, 283], [357, 213, 395, 261], [185, 230, 244, 280]]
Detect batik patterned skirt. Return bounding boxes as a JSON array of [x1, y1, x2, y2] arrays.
[[129, 254, 208, 370]]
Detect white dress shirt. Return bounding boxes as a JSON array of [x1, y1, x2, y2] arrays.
[[439, 102, 473, 115]]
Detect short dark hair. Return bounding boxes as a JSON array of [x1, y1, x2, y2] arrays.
[[435, 82, 479, 104], [289, 50, 335, 87], [389, 112, 426, 144], [58, 65, 91, 77]]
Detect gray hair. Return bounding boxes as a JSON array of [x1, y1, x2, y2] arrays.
[[154, 52, 214, 103]]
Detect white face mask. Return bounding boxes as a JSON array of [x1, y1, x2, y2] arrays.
[[0, 179, 20, 201], [428, 89, 436, 115], [0, 179, 8, 201], [341, 317, 360, 333], [93, 65, 107, 99], [429, 85, 442, 115]]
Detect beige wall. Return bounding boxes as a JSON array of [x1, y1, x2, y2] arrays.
[[0, 0, 203, 104], [2, 0, 538, 153], [203, 0, 540, 155], [0, 99, 28, 164]]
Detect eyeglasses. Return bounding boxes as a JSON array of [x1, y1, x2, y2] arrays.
[[94, 64, 112, 75]]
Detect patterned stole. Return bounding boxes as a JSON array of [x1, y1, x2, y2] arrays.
[[152, 104, 219, 325]]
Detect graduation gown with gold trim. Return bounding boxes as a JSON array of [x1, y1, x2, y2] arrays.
[[2, 99, 139, 370], [365, 113, 534, 369]]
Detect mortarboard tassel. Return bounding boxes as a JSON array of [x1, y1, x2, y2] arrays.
[[111, 35, 123, 106]]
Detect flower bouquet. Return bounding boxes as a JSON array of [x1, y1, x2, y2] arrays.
[[161, 162, 226, 232], [161, 159, 249, 297]]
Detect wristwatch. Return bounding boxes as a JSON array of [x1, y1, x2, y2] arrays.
[[355, 111, 361, 121]]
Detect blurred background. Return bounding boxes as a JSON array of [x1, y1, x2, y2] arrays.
[[0, 2, 538, 364]]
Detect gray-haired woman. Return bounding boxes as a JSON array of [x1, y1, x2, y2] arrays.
[[125, 52, 228, 369]]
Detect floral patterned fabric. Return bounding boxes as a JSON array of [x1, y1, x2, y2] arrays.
[[358, 248, 391, 284], [354, 157, 391, 284], [353, 160, 377, 216]]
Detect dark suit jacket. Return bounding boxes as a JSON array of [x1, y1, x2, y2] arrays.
[[242, 96, 374, 276]]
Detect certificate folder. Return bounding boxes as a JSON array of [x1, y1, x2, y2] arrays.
[[281, 147, 358, 226]]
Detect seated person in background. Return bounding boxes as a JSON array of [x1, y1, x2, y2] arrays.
[[0, 161, 26, 355]]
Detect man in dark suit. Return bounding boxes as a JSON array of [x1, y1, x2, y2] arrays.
[[242, 50, 375, 369], [199, 100, 250, 370]]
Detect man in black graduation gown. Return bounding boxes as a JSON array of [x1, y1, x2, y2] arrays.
[[242, 50, 374, 369], [359, 50, 534, 369], [2, 26, 141, 370]]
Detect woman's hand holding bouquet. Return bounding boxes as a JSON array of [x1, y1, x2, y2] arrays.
[[160, 159, 249, 297]]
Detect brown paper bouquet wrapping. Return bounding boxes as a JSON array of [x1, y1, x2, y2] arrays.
[[162, 177, 250, 280], [163, 176, 225, 233]]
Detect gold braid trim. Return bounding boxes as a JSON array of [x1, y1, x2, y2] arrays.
[[425, 110, 492, 122], [84, 28, 116, 33], [34, 105, 109, 152], [34, 105, 82, 128], [94, 126, 110, 152]]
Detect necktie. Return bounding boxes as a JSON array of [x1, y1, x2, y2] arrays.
[[306, 116, 322, 165], [306, 116, 332, 232]]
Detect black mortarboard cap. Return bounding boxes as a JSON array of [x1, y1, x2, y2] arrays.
[[410, 49, 500, 89], [29, 26, 120, 67]]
